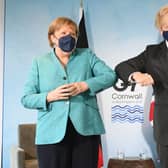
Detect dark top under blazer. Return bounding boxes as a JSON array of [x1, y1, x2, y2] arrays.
[[115, 41, 168, 145]]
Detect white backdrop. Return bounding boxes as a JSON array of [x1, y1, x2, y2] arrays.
[[99, 83, 157, 167], [0, 0, 4, 165], [3, 1, 168, 167]]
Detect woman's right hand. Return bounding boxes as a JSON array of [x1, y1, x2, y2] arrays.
[[47, 82, 89, 103]]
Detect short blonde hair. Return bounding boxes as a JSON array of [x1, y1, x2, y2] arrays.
[[48, 17, 79, 47], [155, 5, 168, 30]]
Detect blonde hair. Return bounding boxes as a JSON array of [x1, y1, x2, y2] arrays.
[[155, 5, 168, 30], [48, 17, 78, 47]]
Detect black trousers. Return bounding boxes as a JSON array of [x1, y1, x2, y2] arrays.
[[37, 118, 100, 168], [157, 143, 168, 168]]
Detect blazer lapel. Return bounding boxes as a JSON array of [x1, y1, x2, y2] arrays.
[[50, 50, 67, 78]]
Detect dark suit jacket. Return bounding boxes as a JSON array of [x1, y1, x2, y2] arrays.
[[115, 41, 168, 145]]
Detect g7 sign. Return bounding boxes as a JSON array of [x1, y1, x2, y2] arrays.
[[113, 79, 136, 92]]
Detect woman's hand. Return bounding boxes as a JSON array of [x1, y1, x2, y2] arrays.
[[46, 82, 89, 102], [131, 72, 154, 86], [68, 82, 89, 96], [47, 84, 72, 102]]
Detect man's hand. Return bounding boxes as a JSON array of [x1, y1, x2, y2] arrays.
[[131, 72, 154, 86]]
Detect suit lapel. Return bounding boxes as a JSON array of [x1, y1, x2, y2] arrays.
[[155, 41, 168, 85]]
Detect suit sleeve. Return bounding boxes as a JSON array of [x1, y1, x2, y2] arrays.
[[21, 58, 50, 111], [85, 50, 117, 96], [115, 49, 147, 83]]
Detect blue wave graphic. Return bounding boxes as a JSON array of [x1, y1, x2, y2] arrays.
[[112, 105, 143, 110], [112, 118, 144, 123], [112, 105, 144, 123]]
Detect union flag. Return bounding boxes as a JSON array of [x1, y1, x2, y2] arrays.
[[149, 94, 155, 126]]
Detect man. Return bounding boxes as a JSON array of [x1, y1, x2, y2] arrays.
[[115, 5, 168, 168]]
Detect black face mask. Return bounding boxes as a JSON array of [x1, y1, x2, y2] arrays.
[[163, 31, 168, 41], [58, 34, 76, 52]]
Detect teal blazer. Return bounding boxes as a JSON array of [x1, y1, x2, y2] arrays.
[[21, 48, 116, 144]]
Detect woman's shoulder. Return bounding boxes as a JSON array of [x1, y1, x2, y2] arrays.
[[73, 48, 94, 57], [33, 51, 53, 61]]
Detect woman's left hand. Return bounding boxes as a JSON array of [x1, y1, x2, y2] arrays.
[[66, 82, 89, 96]]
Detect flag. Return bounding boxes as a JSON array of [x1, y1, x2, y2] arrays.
[[97, 143, 104, 168], [76, 2, 103, 168], [149, 94, 155, 126], [76, 4, 88, 48]]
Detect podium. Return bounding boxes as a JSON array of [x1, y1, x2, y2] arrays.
[[107, 157, 155, 168]]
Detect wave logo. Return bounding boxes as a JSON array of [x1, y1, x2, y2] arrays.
[[112, 105, 144, 123]]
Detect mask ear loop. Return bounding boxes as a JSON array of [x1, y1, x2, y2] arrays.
[[52, 35, 59, 48], [74, 34, 79, 49]]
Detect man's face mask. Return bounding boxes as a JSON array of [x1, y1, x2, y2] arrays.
[[57, 34, 76, 52], [162, 31, 168, 41]]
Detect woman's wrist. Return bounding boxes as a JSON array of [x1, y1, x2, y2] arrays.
[[46, 92, 53, 103]]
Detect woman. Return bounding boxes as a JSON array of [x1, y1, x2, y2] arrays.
[[21, 17, 116, 168], [115, 5, 168, 168]]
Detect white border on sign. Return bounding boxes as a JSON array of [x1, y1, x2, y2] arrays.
[[0, 0, 4, 165]]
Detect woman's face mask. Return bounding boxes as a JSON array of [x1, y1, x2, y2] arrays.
[[57, 34, 76, 52]]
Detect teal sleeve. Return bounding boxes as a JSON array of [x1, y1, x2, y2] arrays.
[[21, 58, 51, 111], [85, 50, 117, 96]]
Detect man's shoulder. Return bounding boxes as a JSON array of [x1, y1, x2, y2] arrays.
[[146, 41, 165, 50]]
